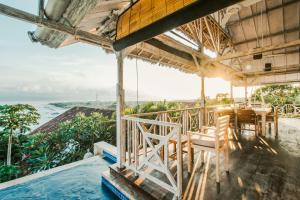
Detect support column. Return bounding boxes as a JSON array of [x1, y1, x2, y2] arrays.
[[230, 81, 234, 104], [200, 76, 206, 126], [244, 79, 248, 106], [116, 51, 125, 169]]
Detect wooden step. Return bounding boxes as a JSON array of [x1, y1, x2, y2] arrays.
[[109, 164, 173, 200]]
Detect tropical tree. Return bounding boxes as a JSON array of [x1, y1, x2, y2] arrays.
[[206, 93, 231, 106], [216, 93, 229, 101], [22, 112, 115, 173], [0, 104, 40, 165], [252, 85, 300, 106]]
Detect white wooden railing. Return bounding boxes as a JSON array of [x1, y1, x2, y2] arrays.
[[121, 116, 182, 199], [128, 107, 203, 133], [118, 105, 232, 199], [272, 104, 300, 116]]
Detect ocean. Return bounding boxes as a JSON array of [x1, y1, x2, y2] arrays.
[[0, 101, 67, 131]]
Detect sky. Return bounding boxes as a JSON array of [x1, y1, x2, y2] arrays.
[[0, 0, 247, 103]]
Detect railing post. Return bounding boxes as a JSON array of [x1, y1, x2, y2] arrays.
[[127, 120, 132, 166], [184, 110, 188, 134], [134, 122, 139, 176], [176, 126, 182, 199]]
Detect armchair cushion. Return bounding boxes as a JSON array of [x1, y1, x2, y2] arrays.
[[191, 133, 224, 148], [169, 134, 188, 144]]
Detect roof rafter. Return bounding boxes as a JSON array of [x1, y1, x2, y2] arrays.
[[209, 39, 300, 62], [0, 3, 112, 48], [227, 0, 299, 27]]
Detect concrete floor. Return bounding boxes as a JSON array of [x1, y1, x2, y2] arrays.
[[108, 118, 300, 200], [197, 118, 300, 200]]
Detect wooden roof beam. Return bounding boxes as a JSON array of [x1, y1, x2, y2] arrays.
[[226, 0, 299, 27], [234, 26, 300, 46], [0, 3, 112, 47], [209, 39, 300, 63], [0, 2, 241, 80], [113, 0, 243, 51], [204, 17, 218, 52], [156, 34, 244, 79], [242, 64, 300, 77]]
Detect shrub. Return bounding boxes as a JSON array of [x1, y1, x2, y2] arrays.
[[0, 164, 21, 182], [22, 112, 115, 173]]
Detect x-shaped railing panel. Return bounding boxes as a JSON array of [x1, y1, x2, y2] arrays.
[[122, 116, 182, 199]]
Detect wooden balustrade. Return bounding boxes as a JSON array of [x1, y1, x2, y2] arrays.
[[121, 116, 182, 199], [119, 105, 231, 199], [272, 104, 300, 116]]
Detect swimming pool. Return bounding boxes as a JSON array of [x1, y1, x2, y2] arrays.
[[0, 157, 118, 200]]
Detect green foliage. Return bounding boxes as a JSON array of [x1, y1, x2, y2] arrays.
[[125, 101, 182, 115], [252, 85, 300, 106], [0, 164, 21, 183], [21, 112, 115, 173], [0, 104, 40, 165], [0, 104, 40, 134], [0, 133, 24, 165], [0, 104, 115, 182], [206, 93, 232, 106], [0, 132, 8, 161], [0, 101, 185, 182]]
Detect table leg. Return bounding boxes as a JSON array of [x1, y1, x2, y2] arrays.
[[173, 142, 176, 154], [262, 114, 266, 137], [161, 146, 164, 161]]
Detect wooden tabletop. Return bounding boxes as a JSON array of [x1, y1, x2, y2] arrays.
[[252, 107, 272, 115]]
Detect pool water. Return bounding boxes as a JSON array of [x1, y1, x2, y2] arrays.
[[0, 157, 119, 200]]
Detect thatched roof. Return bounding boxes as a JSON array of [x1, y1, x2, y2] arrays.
[[31, 107, 114, 134], [30, 0, 300, 86]]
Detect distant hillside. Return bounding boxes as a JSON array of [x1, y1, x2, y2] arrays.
[[49, 101, 116, 109], [31, 107, 114, 135]]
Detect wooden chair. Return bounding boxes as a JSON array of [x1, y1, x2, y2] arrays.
[[187, 115, 230, 184], [236, 109, 257, 134], [168, 135, 189, 160], [216, 108, 235, 129]]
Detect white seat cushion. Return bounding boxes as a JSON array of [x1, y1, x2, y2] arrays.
[[169, 134, 188, 143], [191, 134, 224, 148]]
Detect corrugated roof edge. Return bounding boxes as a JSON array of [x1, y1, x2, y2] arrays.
[[30, 0, 99, 48]]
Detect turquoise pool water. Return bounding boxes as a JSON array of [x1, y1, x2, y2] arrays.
[[0, 157, 118, 200]]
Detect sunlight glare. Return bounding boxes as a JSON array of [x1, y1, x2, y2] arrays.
[[203, 48, 217, 58]]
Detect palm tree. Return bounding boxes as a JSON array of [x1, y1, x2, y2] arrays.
[[0, 104, 40, 165]]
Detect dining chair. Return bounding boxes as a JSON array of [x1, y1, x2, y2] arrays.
[[215, 109, 235, 130], [236, 109, 257, 134], [187, 115, 230, 184]]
